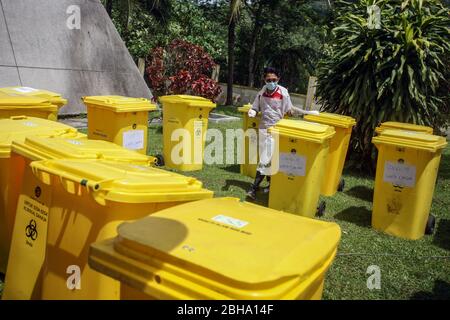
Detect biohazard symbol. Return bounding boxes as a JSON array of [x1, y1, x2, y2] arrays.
[[195, 128, 202, 137], [25, 219, 38, 241], [34, 186, 41, 198]]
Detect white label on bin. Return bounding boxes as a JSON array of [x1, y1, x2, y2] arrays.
[[279, 152, 306, 176], [383, 161, 416, 187], [14, 87, 38, 93], [22, 121, 38, 127], [212, 215, 248, 228], [66, 139, 83, 145], [123, 130, 144, 150]]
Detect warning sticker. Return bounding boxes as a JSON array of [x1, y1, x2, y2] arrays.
[[13, 87, 38, 93], [194, 121, 203, 139], [383, 161, 416, 187], [17, 195, 48, 248], [123, 129, 144, 150], [279, 152, 306, 176], [6, 194, 49, 298]]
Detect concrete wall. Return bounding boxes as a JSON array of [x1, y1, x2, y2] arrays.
[[0, 0, 151, 115], [217, 83, 308, 108]]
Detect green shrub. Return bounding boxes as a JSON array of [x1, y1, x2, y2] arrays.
[[317, 0, 450, 170]]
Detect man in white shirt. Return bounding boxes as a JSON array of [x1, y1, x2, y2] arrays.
[[246, 67, 318, 200]]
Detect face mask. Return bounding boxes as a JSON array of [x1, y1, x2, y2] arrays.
[[266, 81, 278, 91]]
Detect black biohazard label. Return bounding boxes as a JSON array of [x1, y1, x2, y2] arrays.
[[25, 219, 38, 241]]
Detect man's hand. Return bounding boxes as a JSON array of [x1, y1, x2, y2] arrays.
[[248, 109, 257, 118]]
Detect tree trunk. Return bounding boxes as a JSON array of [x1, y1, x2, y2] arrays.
[[226, 18, 236, 106], [247, 4, 263, 88], [105, 0, 113, 17]]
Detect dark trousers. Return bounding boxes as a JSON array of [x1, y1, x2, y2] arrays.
[[251, 170, 271, 190]]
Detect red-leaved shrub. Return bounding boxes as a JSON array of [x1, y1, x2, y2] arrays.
[[146, 39, 222, 101]]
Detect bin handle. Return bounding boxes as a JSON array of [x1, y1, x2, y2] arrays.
[[50, 128, 79, 137], [31, 161, 111, 193], [10, 115, 28, 120]]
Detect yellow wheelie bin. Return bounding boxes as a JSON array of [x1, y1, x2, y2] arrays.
[[83, 95, 157, 154], [26, 159, 212, 300], [304, 113, 356, 196], [0, 86, 67, 108], [268, 119, 335, 218], [159, 95, 216, 171], [88, 197, 341, 300], [372, 129, 447, 240], [0, 87, 67, 121], [0, 116, 82, 275], [2, 137, 157, 300], [0, 95, 59, 121], [238, 104, 260, 178], [375, 121, 433, 135]]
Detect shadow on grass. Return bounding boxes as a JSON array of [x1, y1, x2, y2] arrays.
[[437, 152, 450, 180], [410, 279, 450, 300], [345, 186, 374, 202], [334, 206, 372, 228], [221, 179, 270, 207], [433, 218, 450, 251], [221, 179, 251, 192], [251, 191, 269, 207], [221, 164, 241, 174]]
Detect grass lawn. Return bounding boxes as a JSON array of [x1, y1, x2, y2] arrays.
[[147, 115, 450, 300], [0, 113, 448, 299]]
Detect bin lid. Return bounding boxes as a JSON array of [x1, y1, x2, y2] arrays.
[[30, 159, 213, 204], [372, 129, 447, 152], [375, 121, 433, 134], [304, 112, 356, 128], [12, 136, 153, 164], [0, 116, 80, 158], [89, 197, 341, 299], [0, 94, 55, 109], [269, 119, 335, 143], [0, 87, 67, 107], [82, 95, 157, 113], [159, 95, 216, 109]]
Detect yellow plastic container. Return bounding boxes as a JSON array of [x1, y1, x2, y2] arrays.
[[238, 104, 261, 178], [0, 87, 67, 121], [372, 130, 447, 240], [0, 87, 67, 108], [160, 95, 216, 171], [0, 95, 59, 121], [88, 197, 341, 300], [27, 159, 212, 300], [2, 137, 157, 300], [375, 121, 433, 135], [304, 113, 356, 196], [268, 119, 335, 218], [83, 95, 157, 154], [0, 116, 81, 275]]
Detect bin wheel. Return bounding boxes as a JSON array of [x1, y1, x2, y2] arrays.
[[317, 201, 326, 217], [155, 154, 165, 167], [425, 215, 436, 235], [337, 178, 345, 192]]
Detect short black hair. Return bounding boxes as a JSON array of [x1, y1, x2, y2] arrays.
[[263, 66, 280, 77]]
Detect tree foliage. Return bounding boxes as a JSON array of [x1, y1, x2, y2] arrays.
[[110, 0, 227, 60], [316, 0, 450, 169]]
